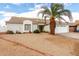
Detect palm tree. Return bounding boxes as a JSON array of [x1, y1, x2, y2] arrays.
[[38, 3, 72, 35]]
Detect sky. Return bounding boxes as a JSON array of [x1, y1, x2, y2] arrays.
[[0, 3, 79, 26]]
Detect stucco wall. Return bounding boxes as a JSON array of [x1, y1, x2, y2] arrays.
[[55, 26, 69, 33], [44, 25, 50, 32], [6, 24, 23, 33], [32, 24, 38, 32], [6, 24, 38, 33], [77, 26, 79, 31], [6, 23, 69, 33], [44, 25, 69, 33]]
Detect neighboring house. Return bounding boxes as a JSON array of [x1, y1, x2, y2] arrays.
[[6, 17, 69, 33], [0, 26, 7, 33], [69, 20, 79, 32]]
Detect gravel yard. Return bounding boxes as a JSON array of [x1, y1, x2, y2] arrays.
[[0, 33, 79, 56]]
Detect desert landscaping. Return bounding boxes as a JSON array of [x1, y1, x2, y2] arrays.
[[0, 3, 79, 56], [0, 32, 79, 56]]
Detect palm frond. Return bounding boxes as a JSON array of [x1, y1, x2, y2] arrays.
[[59, 9, 73, 21], [41, 6, 51, 15], [38, 6, 51, 19], [37, 11, 45, 18], [59, 16, 67, 22], [50, 3, 64, 16], [37, 3, 72, 23]]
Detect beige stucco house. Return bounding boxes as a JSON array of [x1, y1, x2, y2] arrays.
[[6, 17, 69, 33]]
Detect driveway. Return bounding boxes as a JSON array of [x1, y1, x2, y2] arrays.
[[58, 32, 79, 40]]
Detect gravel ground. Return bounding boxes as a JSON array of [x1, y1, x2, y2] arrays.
[[0, 38, 43, 56], [0, 33, 79, 56]]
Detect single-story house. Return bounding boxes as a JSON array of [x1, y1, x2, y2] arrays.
[[6, 17, 69, 33]]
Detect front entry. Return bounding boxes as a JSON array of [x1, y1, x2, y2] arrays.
[[24, 24, 31, 32], [23, 20, 32, 33]]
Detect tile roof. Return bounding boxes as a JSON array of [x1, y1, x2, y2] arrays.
[[6, 17, 49, 25], [69, 20, 79, 26], [6, 16, 69, 26]]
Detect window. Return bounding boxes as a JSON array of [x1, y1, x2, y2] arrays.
[[24, 24, 31, 31]]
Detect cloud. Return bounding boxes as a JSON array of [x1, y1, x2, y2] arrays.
[[0, 11, 6, 14], [26, 4, 45, 11], [34, 4, 44, 9], [64, 3, 73, 7], [34, 3, 49, 9], [0, 17, 11, 26], [0, 11, 18, 17], [28, 8, 35, 11], [72, 12, 79, 21], [17, 9, 42, 18], [4, 5, 10, 9], [3, 12, 18, 17], [27, 3, 47, 11], [11, 3, 21, 5], [0, 11, 18, 26]]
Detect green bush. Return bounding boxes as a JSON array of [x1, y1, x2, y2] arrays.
[[33, 29, 40, 33], [16, 31, 21, 34], [6, 30, 14, 34]]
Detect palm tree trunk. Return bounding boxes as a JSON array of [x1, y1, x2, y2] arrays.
[[50, 16, 56, 35]]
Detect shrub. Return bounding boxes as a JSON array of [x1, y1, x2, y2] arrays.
[[43, 31, 49, 33], [6, 30, 14, 34], [33, 29, 40, 33], [16, 31, 21, 34]]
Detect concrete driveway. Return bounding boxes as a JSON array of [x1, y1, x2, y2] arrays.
[[58, 32, 79, 40]]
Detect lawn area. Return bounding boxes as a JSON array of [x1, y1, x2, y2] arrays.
[[0, 33, 79, 56]]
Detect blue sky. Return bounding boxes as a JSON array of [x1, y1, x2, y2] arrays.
[[0, 3, 79, 26], [0, 3, 79, 13], [0, 3, 78, 13], [64, 3, 79, 12]]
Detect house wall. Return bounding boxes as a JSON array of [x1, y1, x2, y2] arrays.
[[44, 25, 69, 33], [32, 24, 38, 32], [6, 24, 23, 33], [6, 23, 69, 33], [77, 26, 79, 31], [6, 24, 38, 33], [44, 25, 50, 32], [55, 26, 69, 33]]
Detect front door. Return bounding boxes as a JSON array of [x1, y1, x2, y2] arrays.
[[24, 24, 31, 32]]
